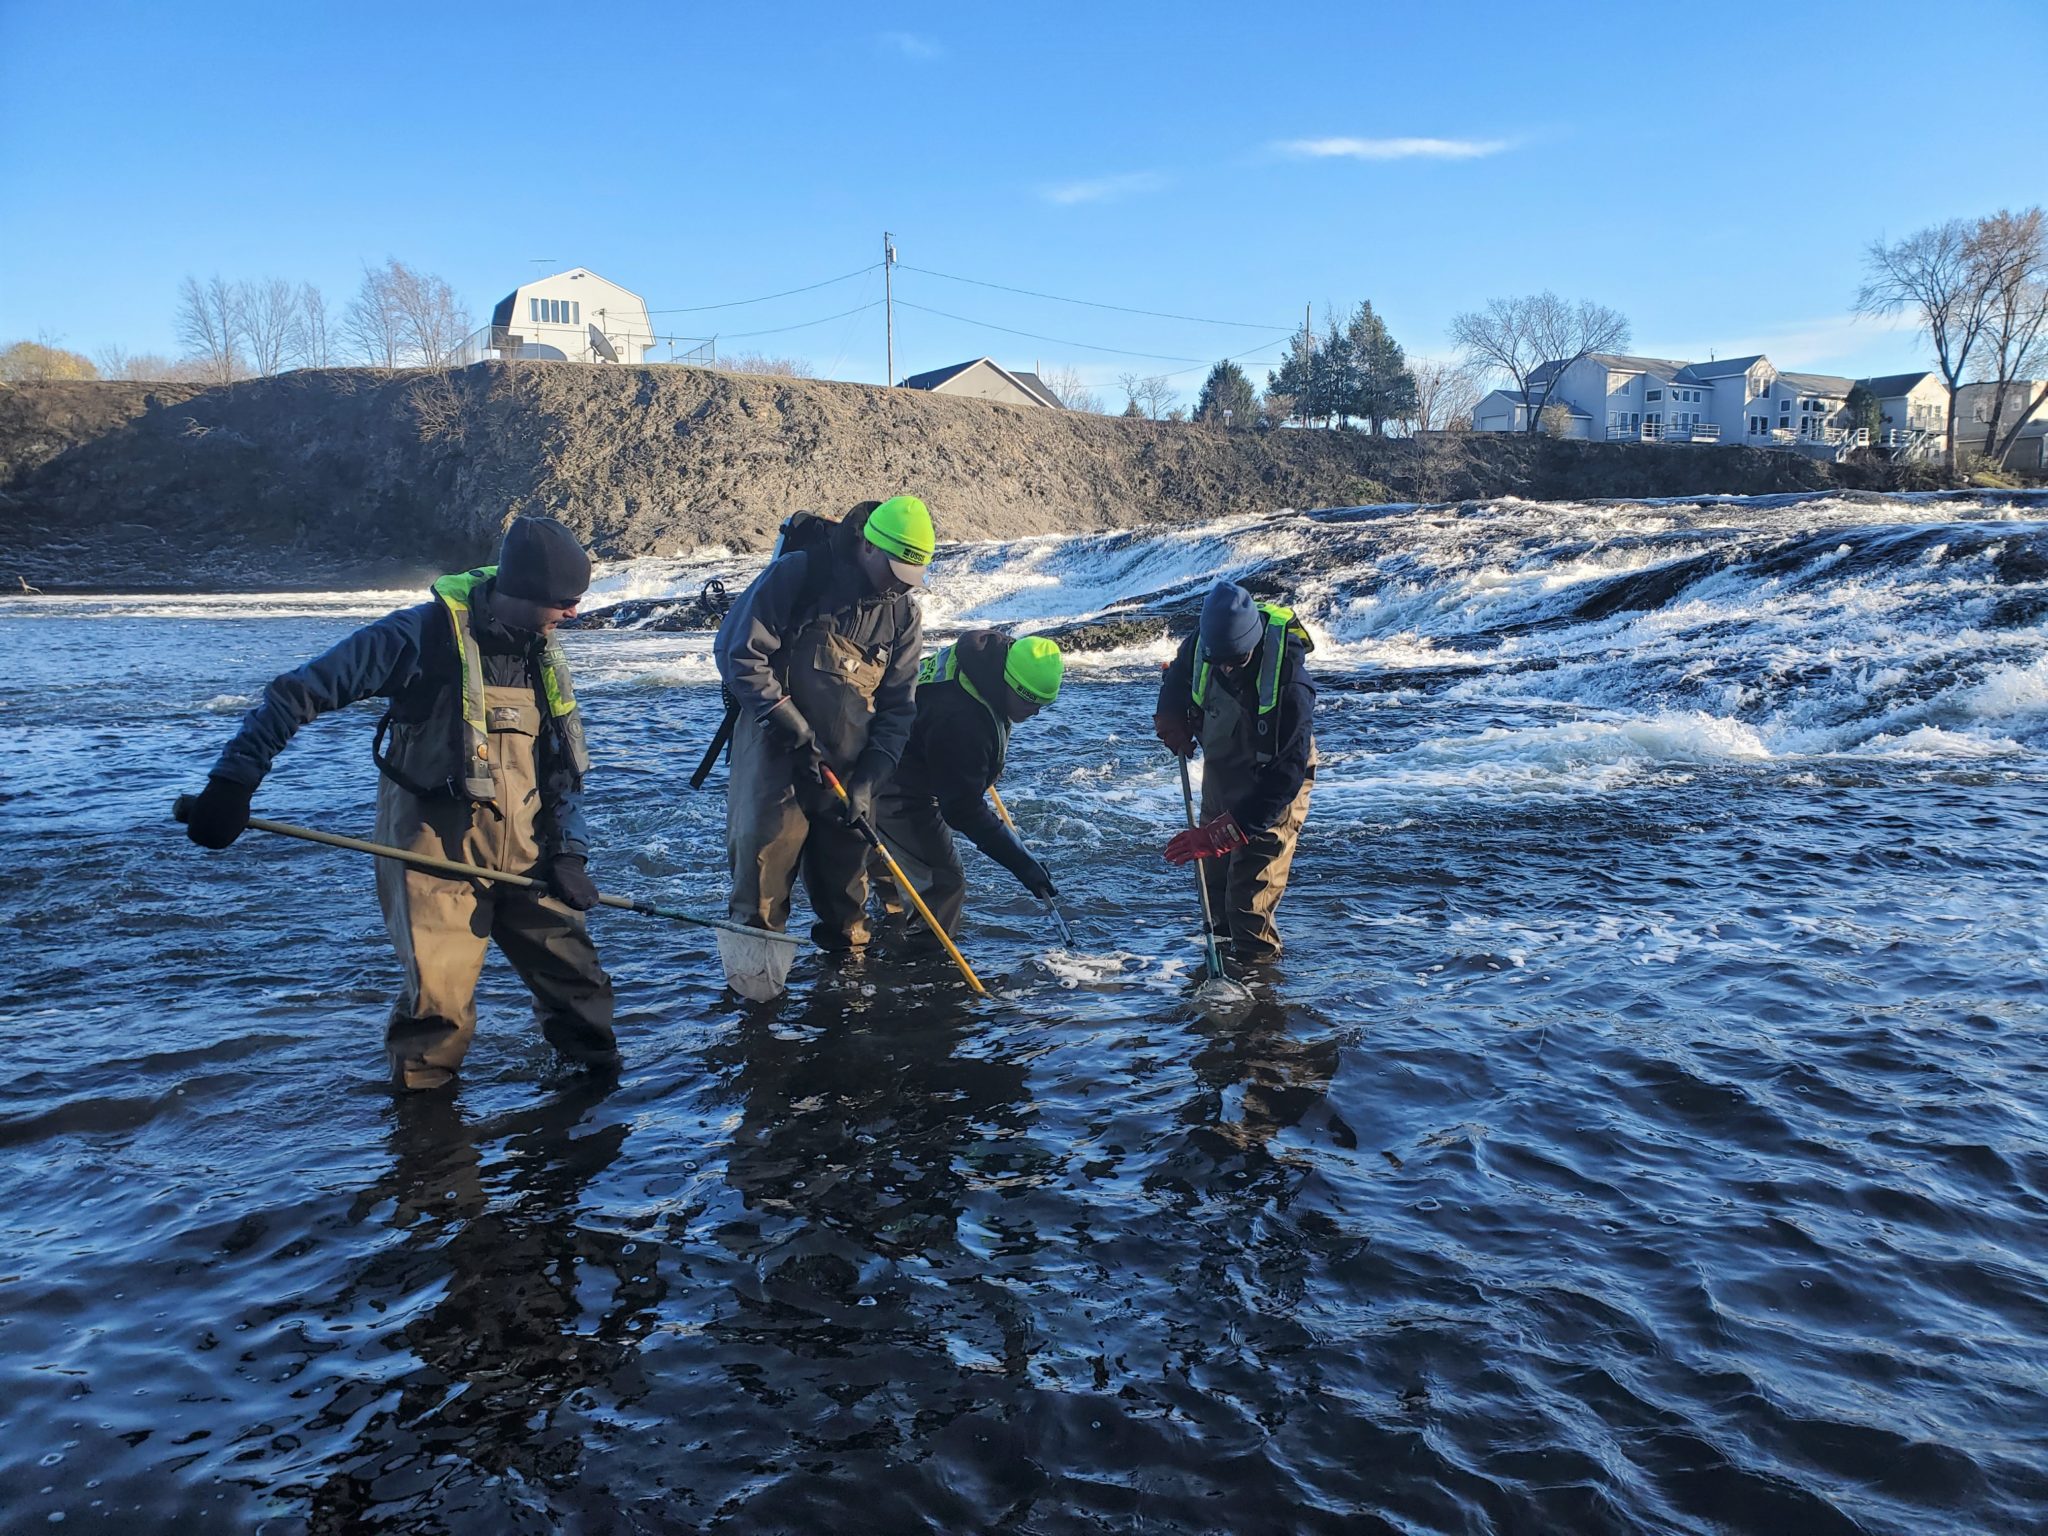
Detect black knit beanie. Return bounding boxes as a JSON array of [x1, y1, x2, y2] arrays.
[[496, 516, 591, 605]]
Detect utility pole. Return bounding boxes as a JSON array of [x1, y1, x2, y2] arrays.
[[884, 231, 897, 386]]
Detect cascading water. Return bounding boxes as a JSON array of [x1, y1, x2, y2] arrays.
[[2, 490, 2044, 1533]]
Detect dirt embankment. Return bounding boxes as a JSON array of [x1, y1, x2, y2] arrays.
[[0, 363, 1939, 592]]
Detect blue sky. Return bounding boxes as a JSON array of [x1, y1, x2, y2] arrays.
[[4, 0, 2043, 400]]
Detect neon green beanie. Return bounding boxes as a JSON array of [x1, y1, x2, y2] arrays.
[[1004, 635, 1064, 704], [863, 494, 935, 566]]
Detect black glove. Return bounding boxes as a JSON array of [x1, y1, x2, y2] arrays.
[[547, 855, 601, 911], [1154, 709, 1199, 759], [1020, 859, 1057, 902], [979, 821, 1055, 900], [761, 699, 823, 780], [185, 774, 254, 849], [840, 749, 890, 828]]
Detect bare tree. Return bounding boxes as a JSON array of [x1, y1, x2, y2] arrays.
[[1117, 370, 1177, 420], [1858, 219, 1996, 468], [176, 274, 242, 382], [721, 353, 817, 377], [236, 277, 298, 376], [382, 260, 470, 367], [93, 346, 194, 381], [344, 264, 404, 366], [1039, 363, 1102, 413], [1963, 208, 2048, 468], [292, 283, 332, 368], [1408, 356, 1485, 433], [1449, 291, 1630, 435]]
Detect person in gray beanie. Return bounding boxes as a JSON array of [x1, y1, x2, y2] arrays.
[[1154, 580, 1318, 964], [182, 515, 618, 1091]]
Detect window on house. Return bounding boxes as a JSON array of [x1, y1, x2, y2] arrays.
[[1780, 415, 1790, 428], [1647, 389, 1662, 401], [571, 301, 581, 325], [1779, 399, 1791, 410]]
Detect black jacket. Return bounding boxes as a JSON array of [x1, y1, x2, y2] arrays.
[[211, 577, 590, 856], [892, 630, 1042, 886], [712, 514, 921, 768]]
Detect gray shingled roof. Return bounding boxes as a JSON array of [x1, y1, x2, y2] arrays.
[[1528, 352, 1692, 387], [1009, 370, 1066, 409], [1776, 370, 1855, 396], [1677, 354, 1766, 381], [1855, 371, 1935, 397], [898, 359, 980, 391]]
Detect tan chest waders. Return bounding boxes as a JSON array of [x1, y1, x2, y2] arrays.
[[376, 683, 615, 1090]]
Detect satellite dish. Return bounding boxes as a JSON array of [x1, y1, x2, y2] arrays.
[[587, 323, 619, 364]]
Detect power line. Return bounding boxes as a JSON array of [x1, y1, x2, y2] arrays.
[[897, 263, 1288, 331], [894, 298, 1288, 365], [1155, 334, 1296, 383], [643, 264, 882, 315], [718, 300, 882, 341]]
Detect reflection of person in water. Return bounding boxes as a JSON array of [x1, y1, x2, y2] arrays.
[[1154, 1000, 1355, 1204], [309, 1079, 655, 1526], [706, 978, 1037, 1340]]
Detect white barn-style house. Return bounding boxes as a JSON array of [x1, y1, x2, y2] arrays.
[[483, 268, 657, 363], [1473, 351, 1947, 458]]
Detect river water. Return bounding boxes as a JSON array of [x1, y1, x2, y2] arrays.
[[2, 492, 2045, 1533]]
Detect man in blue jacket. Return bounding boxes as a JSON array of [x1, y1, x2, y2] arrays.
[[183, 516, 617, 1090], [1154, 581, 1317, 963]]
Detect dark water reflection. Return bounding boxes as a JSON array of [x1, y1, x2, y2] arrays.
[[3, 567, 2047, 1532], [306, 1080, 652, 1528]]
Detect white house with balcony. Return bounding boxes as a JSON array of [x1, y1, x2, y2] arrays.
[[478, 268, 657, 363], [1475, 350, 1944, 458]]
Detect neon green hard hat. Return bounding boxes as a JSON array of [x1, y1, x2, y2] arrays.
[[1004, 635, 1064, 705], [863, 494, 936, 585]]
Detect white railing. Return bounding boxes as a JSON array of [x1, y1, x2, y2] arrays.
[[443, 323, 714, 367], [1607, 421, 1722, 443]]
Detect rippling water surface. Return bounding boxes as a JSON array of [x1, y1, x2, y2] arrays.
[[3, 492, 2046, 1533]]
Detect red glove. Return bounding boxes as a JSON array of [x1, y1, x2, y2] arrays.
[[1154, 709, 1198, 759], [1165, 813, 1246, 865]]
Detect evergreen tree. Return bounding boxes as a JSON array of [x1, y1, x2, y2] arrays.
[[1316, 318, 1357, 427], [1343, 301, 1419, 436], [1267, 322, 1317, 424], [1195, 359, 1258, 427]]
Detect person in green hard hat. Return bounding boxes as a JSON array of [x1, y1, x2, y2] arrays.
[[867, 630, 1064, 938], [714, 495, 933, 955], [181, 516, 618, 1091]]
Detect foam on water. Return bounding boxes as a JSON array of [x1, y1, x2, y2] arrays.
[[5, 487, 2048, 1534]]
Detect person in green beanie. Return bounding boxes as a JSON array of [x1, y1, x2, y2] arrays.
[[868, 631, 1063, 937], [714, 495, 933, 954], [182, 515, 618, 1090]]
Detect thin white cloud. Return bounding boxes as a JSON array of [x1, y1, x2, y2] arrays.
[[1040, 171, 1167, 206], [1658, 311, 1922, 372], [878, 31, 941, 60], [1278, 136, 1510, 162]]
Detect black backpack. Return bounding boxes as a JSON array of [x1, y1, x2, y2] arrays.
[[689, 509, 844, 788]]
